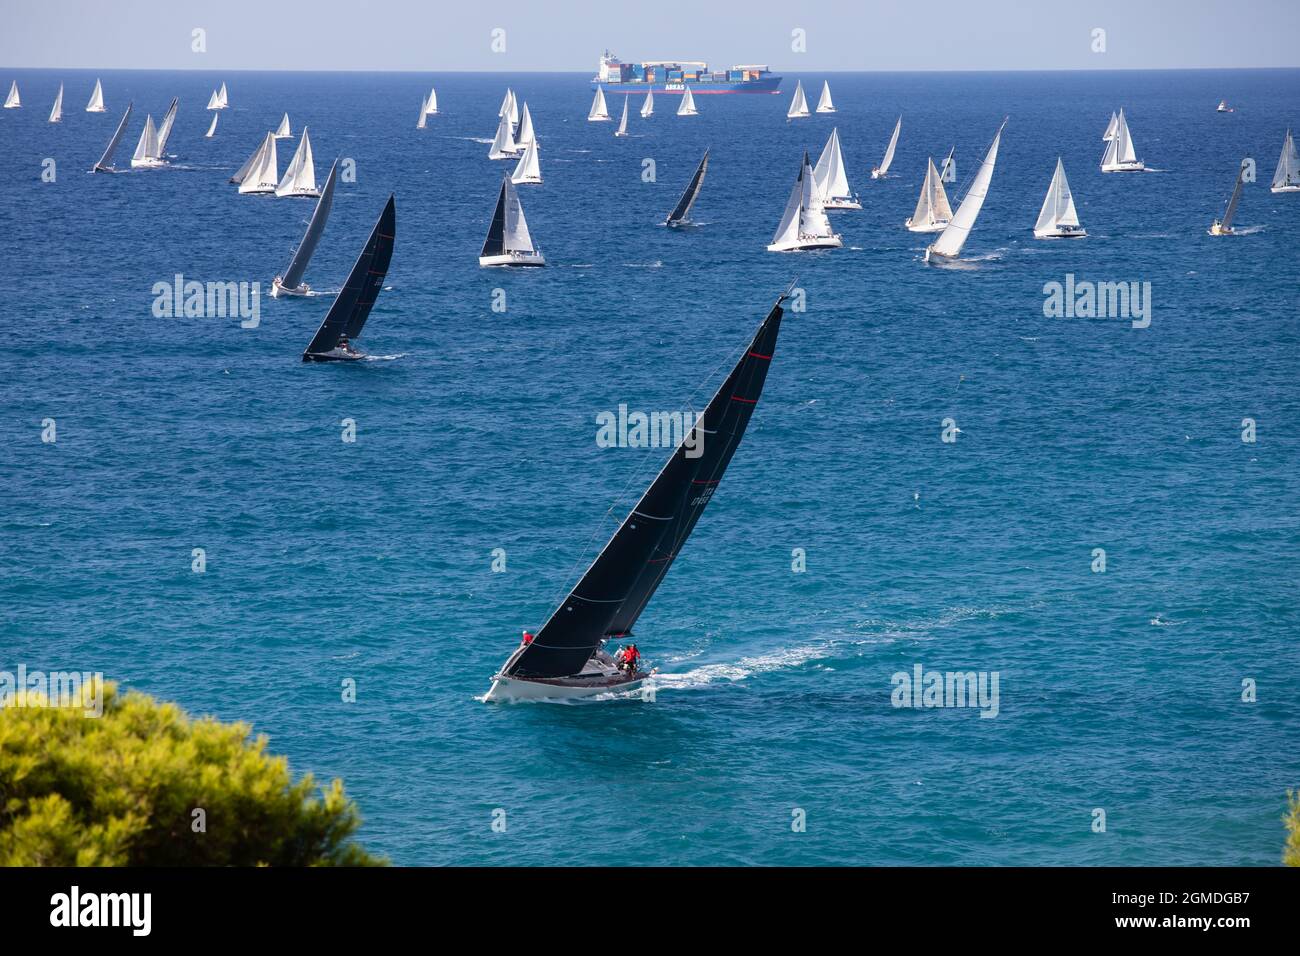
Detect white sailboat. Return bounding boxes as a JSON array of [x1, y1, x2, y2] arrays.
[[425, 87, 438, 115], [816, 81, 835, 114], [588, 85, 611, 122], [1033, 158, 1086, 238], [511, 137, 542, 184], [4, 81, 20, 109], [498, 88, 513, 119], [767, 151, 843, 252], [787, 80, 810, 120], [488, 110, 520, 159], [480, 176, 545, 267], [1209, 160, 1248, 235], [872, 116, 902, 179], [677, 87, 698, 116], [274, 113, 292, 139], [238, 132, 280, 194], [276, 126, 318, 197], [86, 78, 106, 113], [925, 118, 1006, 263], [48, 84, 63, 123], [905, 158, 953, 232], [812, 128, 860, 210], [939, 147, 956, 183], [130, 114, 165, 168], [417, 95, 429, 129], [206, 89, 221, 110], [1216, 99, 1232, 113], [205, 112, 218, 138], [217, 82, 229, 108], [640, 90, 654, 118], [615, 96, 629, 137], [1271, 130, 1300, 193], [229, 132, 270, 184], [1100, 108, 1143, 172], [1102, 111, 1118, 142], [517, 102, 536, 146]]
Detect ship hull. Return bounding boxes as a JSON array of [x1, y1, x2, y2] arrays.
[[591, 78, 782, 95]]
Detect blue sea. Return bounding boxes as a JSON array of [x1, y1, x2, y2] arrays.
[[2, 68, 1297, 866]]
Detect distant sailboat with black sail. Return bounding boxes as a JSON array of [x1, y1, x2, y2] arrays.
[[86, 78, 106, 112], [589, 86, 610, 122], [479, 176, 545, 267], [665, 148, 709, 226], [812, 128, 860, 210], [1033, 158, 1085, 238], [816, 81, 835, 113], [1209, 160, 1248, 235], [925, 118, 1007, 263], [273, 160, 339, 297], [483, 287, 793, 702], [787, 80, 810, 119], [276, 126, 318, 197], [1271, 130, 1299, 193], [871, 116, 901, 179], [92, 102, 133, 173], [905, 157, 953, 232], [302, 195, 395, 362]]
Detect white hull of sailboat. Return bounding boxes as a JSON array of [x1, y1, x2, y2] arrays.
[[1034, 225, 1087, 239], [871, 169, 889, 179], [479, 251, 546, 268], [823, 197, 862, 210], [766, 235, 843, 252], [906, 218, 950, 233], [1271, 184, 1300, 193], [279, 186, 321, 199], [270, 277, 315, 298], [130, 157, 167, 169], [1207, 220, 1236, 236], [484, 672, 647, 702], [512, 174, 542, 185], [1101, 160, 1145, 173]]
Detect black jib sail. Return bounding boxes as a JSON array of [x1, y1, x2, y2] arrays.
[[666, 148, 710, 225], [92, 102, 133, 172], [481, 178, 508, 257], [281, 159, 339, 290], [502, 286, 791, 680], [302, 194, 395, 361]]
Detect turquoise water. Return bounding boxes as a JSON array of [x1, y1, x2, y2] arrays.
[[2, 68, 1297, 865]]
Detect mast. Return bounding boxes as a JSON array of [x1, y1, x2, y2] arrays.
[[92, 102, 133, 172], [303, 196, 396, 360], [666, 148, 709, 225], [499, 289, 791, 680], [929, 118, 1006, 259], [281, 161, 339, 291]]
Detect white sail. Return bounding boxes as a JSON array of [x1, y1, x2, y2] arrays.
[[275, 113, 291, 138], [498, 88, 513, 118], [207, 89, 220, 110], [1101, 108, 1141, 170], [503, 178, 536, 254], [417, 95, 428, 129], [615, 97, 629, 136], [86, 78, 106, 112], [908, 158, 954, 231], [1102, 111, 1118, 141], [205, 112, 218, 138], [4, 81, 19, 109], [677, 87, 698, 116], [48, 84, 63, 123], [217, 82, 228, 108], [155, 97, 177, 156], [230, 134, 266, 184], [511, 137, 542, 184], [928, 119, 1006, 260], [1034, 158, 1081, 236], [488, 111, 519, 159], [131, 114, 159, 165], [517, 102, 535, 145], [588, 86, 610, 121], [799, 154, 834, 238], [812, 128, 854, 204], [508, 90, 519, 129], [239, 132, 279, 194], [787, 80, 810, 119], [276, 126, 317, 197], [816, 81, 834, 113], [1116, 110, 1137, 163], [640, 90, 654, 118], [1271, 130, 1299, 191], [426, 87, 438, 114], [769, 164, 805, 248], [872, 116, 901, 177]]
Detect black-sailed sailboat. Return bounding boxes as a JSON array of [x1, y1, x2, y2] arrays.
[[484, 285, 792, 702], [665, 147, 709, 227], [301, 195, 395, 362], [273, 159, 339, 297], [92, 102, 133, 173]]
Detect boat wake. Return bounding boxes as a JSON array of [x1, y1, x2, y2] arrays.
[[363, 352, 407, 362], [1232, 224, 1267, 235]]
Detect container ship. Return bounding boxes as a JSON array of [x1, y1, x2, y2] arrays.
[[591, 50, 782, 94]]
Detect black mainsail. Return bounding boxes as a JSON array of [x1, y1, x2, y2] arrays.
[[666, 148, 710, 226], [501, 287, 791, 680], [480, 179, 508, 257], [302, 194, 395, 361], [280, 159, 339, 290], [92, 102, 133, 172]]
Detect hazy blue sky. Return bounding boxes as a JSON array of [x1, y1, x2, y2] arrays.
[[2, 0, 1297, 72]]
